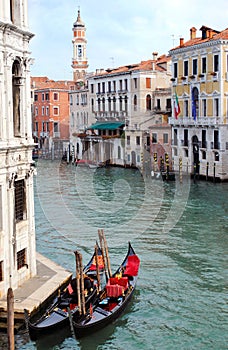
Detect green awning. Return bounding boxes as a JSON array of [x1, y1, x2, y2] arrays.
[[87, 122, 124, 130]]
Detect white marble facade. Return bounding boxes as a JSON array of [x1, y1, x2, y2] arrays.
[[0, 0, 36, 297]]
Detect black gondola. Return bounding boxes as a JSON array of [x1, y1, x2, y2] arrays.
[[28, 246, 104, 340], [72, 242, 140, 338]]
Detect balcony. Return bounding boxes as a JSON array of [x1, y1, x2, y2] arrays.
[[53, 132, 60, 138], [169, 116, 217, 126]]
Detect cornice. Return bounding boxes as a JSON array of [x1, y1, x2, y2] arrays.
[[0, 21, 34, 39], [169, 39, 227, 57]]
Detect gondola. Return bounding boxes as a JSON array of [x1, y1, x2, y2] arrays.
[[28, 246, 104, 340], [72, 242, 140, 338]]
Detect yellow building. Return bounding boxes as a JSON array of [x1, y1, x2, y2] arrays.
[[169, 26, 228, 181]]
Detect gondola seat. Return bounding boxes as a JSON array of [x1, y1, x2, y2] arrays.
[[106, 277, 128, 298]]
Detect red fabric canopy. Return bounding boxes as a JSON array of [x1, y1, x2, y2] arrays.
[[124, 255, 140, 276]]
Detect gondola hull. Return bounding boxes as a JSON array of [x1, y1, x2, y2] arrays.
[[73, 242, 140, 338], [28, 246, 104, 340]]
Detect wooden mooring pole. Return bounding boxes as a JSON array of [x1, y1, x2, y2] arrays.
[[7, 288, 14, 350]]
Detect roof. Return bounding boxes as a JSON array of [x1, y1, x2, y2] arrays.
[[93, 55, 171, 78], [87, 122, 125, 130], [170, 25, 228, 51], [31, 77, 76, 90]]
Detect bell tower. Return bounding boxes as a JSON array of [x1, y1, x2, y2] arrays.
[[72, 8, 89, 82]]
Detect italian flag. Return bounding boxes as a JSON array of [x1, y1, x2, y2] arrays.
[[174, 92, 180, 119]]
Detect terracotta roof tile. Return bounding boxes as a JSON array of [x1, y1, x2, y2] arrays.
[[170, 25, 228, 51]]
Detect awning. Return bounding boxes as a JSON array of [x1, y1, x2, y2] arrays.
[[87, 122, 124, 130]]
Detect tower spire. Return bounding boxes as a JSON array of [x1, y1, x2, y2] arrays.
[[72, 8, 88, 82]]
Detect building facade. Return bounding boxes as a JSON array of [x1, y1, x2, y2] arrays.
[[169, 26, 228, 181], [0, 0, 36, 297], [70, 57, 173, 169], [31, 77, 75, 158]]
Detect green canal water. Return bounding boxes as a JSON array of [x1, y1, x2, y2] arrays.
[[14, 160, 227, 349]]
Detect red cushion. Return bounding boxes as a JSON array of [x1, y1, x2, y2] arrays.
[[106, 284, 124, 297]]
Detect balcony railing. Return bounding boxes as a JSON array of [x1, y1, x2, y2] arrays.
[[169, 116, 217, 126]]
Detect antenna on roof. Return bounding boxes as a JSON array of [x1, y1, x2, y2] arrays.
[[110, 57, 114, 68]]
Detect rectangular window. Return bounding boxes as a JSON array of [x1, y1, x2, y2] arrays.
[[214, 130, 219, 149], [17, 248, 26, 270], [156, 99, 161, 110], [174, 62, 178, 78], [35, 107, 38, 116], [136, 136, 140, 145], [152, 133, 157, 143], [15, 180, 26, 222], [214, 98, 219, 116], [124, 79, 128, 90], [91, 84, 94, 93], [202, 99, 206, 117], [184, 61, 188, 76], [42, 93, 45, 101], [166, 98, 171, 109], [202, 57, 207, 73], [53, 107, 59, 115], [214, 55, 219, 72], [46, 106, 49, 116], [53, 92, 59, 101], [193, 59, 198, 75], [34, 94, 38, 101], [184, 129, 188, 146], [202, 130, 207, 148], [113, 81, 116, 92], [127, 135, 130, 145], [42, 106, 44, 116], [0, 261, 3, 281], [146, 78, 151, 88], [174, 128, 178, 146], [45, 93, 49, 100], [102, 82, 105, 93], [134, 78, 137, 89], [35, 122, 38, 131], [119, 80, 123, 91], [184, 100, 189, 117], [108, 81, 111, 93], [163, 133, 168, 144], [54, 122, 59, 132]]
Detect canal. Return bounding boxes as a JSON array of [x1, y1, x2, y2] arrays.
[[15, 159, 227, 349]]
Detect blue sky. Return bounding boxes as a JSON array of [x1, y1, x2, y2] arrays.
[[28, 0, 228, 81]]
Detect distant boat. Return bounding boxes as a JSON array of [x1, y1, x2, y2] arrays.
[[72, 242, 140, 338], [76, 159, 103, 169]]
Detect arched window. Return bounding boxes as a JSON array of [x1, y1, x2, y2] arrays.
[[133, 95, 137, 111], [12, 59, 22, 137], [146, 94, 152, 110], [91, 98, 94, 112], [98, 98, 101, 112], [102, 97, 105, 111], [108, 97, 111, 111]]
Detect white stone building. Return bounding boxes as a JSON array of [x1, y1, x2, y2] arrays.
[[0, 0, 36, 297]]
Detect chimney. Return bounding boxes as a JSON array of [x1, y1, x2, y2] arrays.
[[208, 29, 213, 39], [190, 27, 197, 40], [152, 52, 158, 60], [180, 38, 184, 47]]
